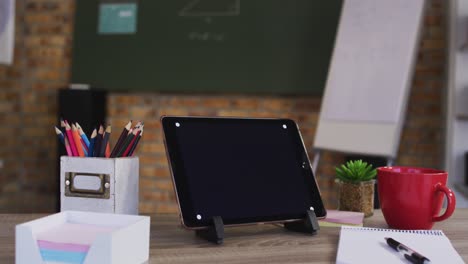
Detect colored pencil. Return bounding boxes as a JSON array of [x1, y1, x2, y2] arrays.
[[133, 121, 142, 131], [76, 122, 89, 156], [122, 128, 141, 157], [116, 128, 138, 157], [80, 137, 89, 156], [54, 126, 65, 144], [93, 125, 104, 157], [76, 122, 90, 148], [55, 126, 72, 156], [59, 119, 68, 148], [113, 127, 132, 156], [105, 142, 111, 158], [128, 129, 143, 156], [88, 129, 97, 157], [64, 136, 73, 156], [120, 121, 144, 157], [71, 124, 85, 157], [110, 121, 132, 158], [60, 118, 66, 133], [64, 121, 78, 156], [112, 121, 140, 157], [100, 125, 111, 157], [57, 118, 144, 158]]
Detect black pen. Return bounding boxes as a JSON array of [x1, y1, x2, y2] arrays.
[[385, 237, 430, 264]]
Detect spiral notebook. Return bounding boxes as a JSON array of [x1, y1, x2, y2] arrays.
[[336, 226, 464, 264]]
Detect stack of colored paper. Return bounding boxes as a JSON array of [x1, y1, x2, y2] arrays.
[[35, 223, 117, 264], [319, 210, 364, 227]]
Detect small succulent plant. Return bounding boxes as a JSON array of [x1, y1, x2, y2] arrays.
[[335, 160, 377, 183]]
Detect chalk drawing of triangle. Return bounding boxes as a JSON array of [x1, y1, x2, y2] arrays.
[[179, 0, 240, 17]]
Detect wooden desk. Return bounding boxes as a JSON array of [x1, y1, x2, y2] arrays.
[[2, 210, 467, 263]]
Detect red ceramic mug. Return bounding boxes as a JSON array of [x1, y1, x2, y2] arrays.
[[377, 166, 456, 230]]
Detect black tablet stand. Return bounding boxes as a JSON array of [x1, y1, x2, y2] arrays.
[[195, 216, 225, 245], [196, 210, 319, 244], [283, 210, 320, 235]]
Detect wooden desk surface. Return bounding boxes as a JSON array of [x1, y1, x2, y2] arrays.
[[2, 210, 467, 263]]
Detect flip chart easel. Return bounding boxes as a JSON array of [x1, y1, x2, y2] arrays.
[[312, 0, 426, 172]]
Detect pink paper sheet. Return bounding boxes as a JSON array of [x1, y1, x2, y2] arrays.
[[323, 210, 364, 225], [36, 223, 117, 245], [37, 240, 90, 252]]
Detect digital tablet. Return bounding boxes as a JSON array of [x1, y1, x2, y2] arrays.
[[161, 116, 326, 229]]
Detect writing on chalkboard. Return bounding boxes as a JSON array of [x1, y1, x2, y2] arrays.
[[180, 0, 239, 42], [188, 32, 225, 42]]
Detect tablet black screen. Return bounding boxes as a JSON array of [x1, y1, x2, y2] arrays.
[[162, 117, 326, 228]]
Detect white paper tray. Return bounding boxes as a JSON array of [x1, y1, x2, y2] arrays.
[[16, 211, 150, 264]]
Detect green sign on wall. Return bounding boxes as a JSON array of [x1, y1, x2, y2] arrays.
[[98, 3, 138, 34]]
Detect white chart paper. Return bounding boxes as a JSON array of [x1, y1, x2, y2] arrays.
[[0, 0, 14, 65]]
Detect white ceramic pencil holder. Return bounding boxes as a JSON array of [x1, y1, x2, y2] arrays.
[[60, 156, 139, 214]]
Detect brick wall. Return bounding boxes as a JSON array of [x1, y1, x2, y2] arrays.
[[0, 0, 74, 212], [0, 0, 446, 213]]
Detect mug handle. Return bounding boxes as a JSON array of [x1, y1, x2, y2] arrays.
[[432, 184, 456, 222]]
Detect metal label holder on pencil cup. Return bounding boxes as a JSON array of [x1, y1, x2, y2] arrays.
[[64, 172, 111, 199]]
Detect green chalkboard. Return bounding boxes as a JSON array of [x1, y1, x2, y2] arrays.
[[71, 0, 343, 94]]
